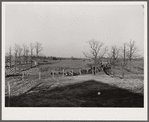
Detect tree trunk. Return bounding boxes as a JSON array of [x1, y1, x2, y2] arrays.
[[23, 56, 25, 64], [94, 66, 96, 75], [31, 57, 32, 68], [129, 60, 131, 71], [10, 56, 11, 68], [19, 56, 21, 65], [121, 65, 124, 78], [113, 64, 115, 76], [15, 55, 17, 72]]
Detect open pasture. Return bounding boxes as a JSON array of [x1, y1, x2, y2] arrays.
[[39, 59, 92, 70]]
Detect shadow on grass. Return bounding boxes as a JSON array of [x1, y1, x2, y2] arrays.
[[5, 80, 143, 107]]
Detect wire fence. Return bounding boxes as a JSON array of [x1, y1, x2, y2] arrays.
[[5, 66, 102, 80]]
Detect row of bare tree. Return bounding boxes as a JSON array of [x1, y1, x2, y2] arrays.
[[6, 42, 43, 67], [6, 39, 141, 78], [83, 39, 140, 78]]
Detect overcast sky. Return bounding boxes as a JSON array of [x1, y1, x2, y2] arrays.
[[4, 2, 145, 58]]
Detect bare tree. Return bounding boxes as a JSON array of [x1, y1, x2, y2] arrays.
[[18, 45, 23, 64], [23, 44, 27, 64], [30, 43, 35, 68], [35, 42, 43, 57], [23, 44, 29, 64], [108, 46, 119, 76], [127, 40, 138, 71], [6, 46, 12, 68], [14, 44, 19, 67], [25, 48, 29, 64], [9, 46, 12, 67], [120, 43, 128, 78], [97, 46, 108, 64], [83, 39, 108, 75]]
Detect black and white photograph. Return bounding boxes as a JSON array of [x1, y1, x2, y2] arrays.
[[2, 1, 147, 120]]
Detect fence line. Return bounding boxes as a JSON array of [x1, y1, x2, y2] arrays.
[[5, 66, 102, 80]]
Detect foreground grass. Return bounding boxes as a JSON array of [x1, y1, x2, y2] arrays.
[[6, 80, 143, 107]]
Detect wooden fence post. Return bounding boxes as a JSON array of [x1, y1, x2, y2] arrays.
[[53, 71, 54, 78], [121, 66, 124, 78], [79, 69, 81, 75], [39, 71, 41, 80], [63, 69, 64, 77]]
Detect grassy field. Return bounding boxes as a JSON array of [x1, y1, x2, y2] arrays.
[[38, 59, 92, 70], [5, 59, 144, 107]]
